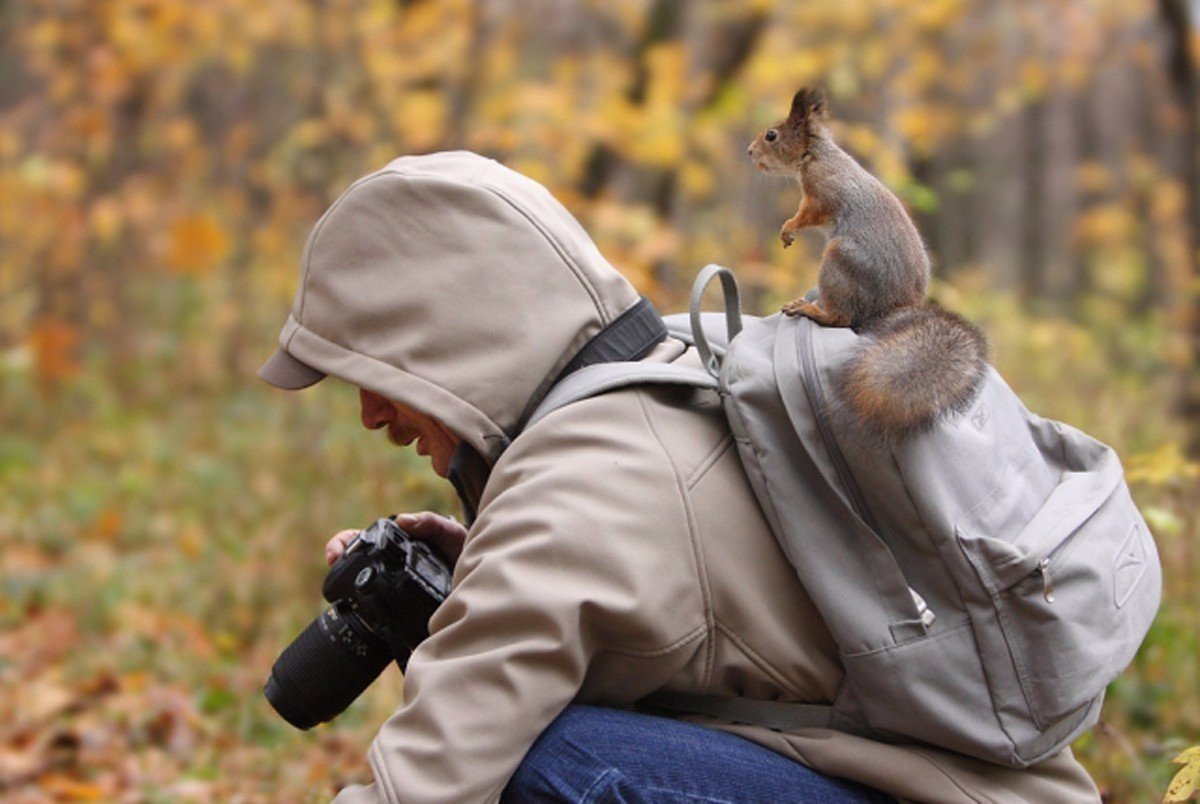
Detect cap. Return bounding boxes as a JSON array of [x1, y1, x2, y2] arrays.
[[257, 347, 327, 390]]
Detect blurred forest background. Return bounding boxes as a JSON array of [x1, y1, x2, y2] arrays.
[[1, 0, 1198, 801]]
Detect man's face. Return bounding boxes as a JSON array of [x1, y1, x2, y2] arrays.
[[359, 389, 461, 478]]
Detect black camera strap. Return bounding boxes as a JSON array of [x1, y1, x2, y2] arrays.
[[450, 297, 667, 526], [447, 441, 489, 526], [509, 296, 667, 441], [556, 295, 668, 378]]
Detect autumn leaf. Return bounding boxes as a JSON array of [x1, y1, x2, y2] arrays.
[[1127, 443, 1200, 486], [91, 508, 123, 543], [38, 773, 110, 801], [29, 317, 81, 386], [1073, 204, 1137, 248], [166, 213, 230, 277], [395, 91, 447, 151], [1165, 747, 1200, 802]]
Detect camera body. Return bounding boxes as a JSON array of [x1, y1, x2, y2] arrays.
[[265, 517, 453, 730]]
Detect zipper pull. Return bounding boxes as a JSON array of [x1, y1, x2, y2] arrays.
[[1037, 558, 1055, 603], [909, 587, 936, 630]]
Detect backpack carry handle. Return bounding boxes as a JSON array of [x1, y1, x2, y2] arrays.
[[690, 264, 743, 378]]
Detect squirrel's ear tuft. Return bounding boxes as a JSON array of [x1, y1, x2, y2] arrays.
[[788, 88, 827, 124]]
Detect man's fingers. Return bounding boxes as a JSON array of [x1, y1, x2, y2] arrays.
[[393, 512, 467, 563], [398, 511, 464, 536], [324, 514, 465, 568], [325, 529, 361, 566]]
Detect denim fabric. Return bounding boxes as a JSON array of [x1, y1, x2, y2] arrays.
[[502, 705, 895, 803]]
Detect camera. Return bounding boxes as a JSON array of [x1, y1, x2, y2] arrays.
[[264, 517, 453, 730]]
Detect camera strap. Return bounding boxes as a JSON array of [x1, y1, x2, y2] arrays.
[[447, 441, 490, 525], [450, 297, 667, 526], [556, 295, 668, 378], [508, 296, 668, 441]]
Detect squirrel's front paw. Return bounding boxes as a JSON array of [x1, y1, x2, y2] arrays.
[[780, 228, 796, 248]]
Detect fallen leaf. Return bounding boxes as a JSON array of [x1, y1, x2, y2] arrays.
[[38, 773, 108, 801], [1166, 747, 1200, 802]]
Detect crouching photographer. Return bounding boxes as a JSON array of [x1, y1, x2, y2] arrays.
[[257, 153, 1100, 803]]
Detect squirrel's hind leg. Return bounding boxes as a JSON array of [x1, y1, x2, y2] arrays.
[[790, 237, 872, 328]]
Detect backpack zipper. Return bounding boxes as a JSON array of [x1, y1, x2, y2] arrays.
[[1036, 558, 1056, 603], [795, 320, 880, 532], [1029, 511, 1092, 605], [796, 319, 935, 629], [799, 320, 1061, 613]]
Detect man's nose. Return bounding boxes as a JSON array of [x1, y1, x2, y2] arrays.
[[359, 389, 394, 430]]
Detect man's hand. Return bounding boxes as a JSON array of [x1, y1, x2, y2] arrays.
[[324, 512, 468, 567], [325, 529, 363, 566]]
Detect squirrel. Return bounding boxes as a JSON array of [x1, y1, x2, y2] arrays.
[[747, 88, 988, 444]]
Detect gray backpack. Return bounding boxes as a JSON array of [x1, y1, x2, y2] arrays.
[[528, 265, 1162, 768]]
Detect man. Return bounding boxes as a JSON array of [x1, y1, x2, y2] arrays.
[[259, 152, 1101, 802]]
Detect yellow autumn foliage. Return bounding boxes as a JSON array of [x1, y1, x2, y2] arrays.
[[0, 2, 1196, 801], [166, 214, 231, 277]]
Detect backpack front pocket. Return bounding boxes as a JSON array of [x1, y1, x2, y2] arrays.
[[955, 425, 1161, 729]]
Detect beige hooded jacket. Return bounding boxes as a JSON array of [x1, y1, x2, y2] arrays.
[[260, 152, 1101, 803]]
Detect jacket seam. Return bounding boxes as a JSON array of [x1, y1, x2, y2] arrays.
[[367, 736, 399, 803], [633, 389, 716, 688], [685, 432, 734, 491], [896, 751, 988, 803], [298, 171, 396, 322], [711, 619, 809, 700], [483, 183, 611, 323], [301, 163, 614, 328]]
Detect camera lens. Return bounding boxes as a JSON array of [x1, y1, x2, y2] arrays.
[[264, 600, 393, 730]]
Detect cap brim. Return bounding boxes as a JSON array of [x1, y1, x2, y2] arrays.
[[257, 347, 327, 390]]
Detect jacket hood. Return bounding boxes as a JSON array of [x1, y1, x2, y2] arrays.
[[259, 151, 640, 464]]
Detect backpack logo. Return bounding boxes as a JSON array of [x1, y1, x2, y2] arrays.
[[971, 403, 990, 431], [1114, 522, 1149, 608]]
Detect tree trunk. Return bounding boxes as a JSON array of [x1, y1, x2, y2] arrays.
[[1020, 97, 1047, 303], [1070, 85, 1099, 304], [1158, 0, 1200, 454]]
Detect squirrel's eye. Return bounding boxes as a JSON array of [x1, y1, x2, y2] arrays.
[[765, 129, 778, 143]]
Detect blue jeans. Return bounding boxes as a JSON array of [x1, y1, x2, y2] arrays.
[[503, 705, 894, 803]]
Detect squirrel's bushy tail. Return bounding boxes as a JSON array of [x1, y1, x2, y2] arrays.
[[834, 305, 988, 445]]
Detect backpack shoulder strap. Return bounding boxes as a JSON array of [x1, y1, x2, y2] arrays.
[[526, 264, 746, 429], [526, 362, 718, 430]]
